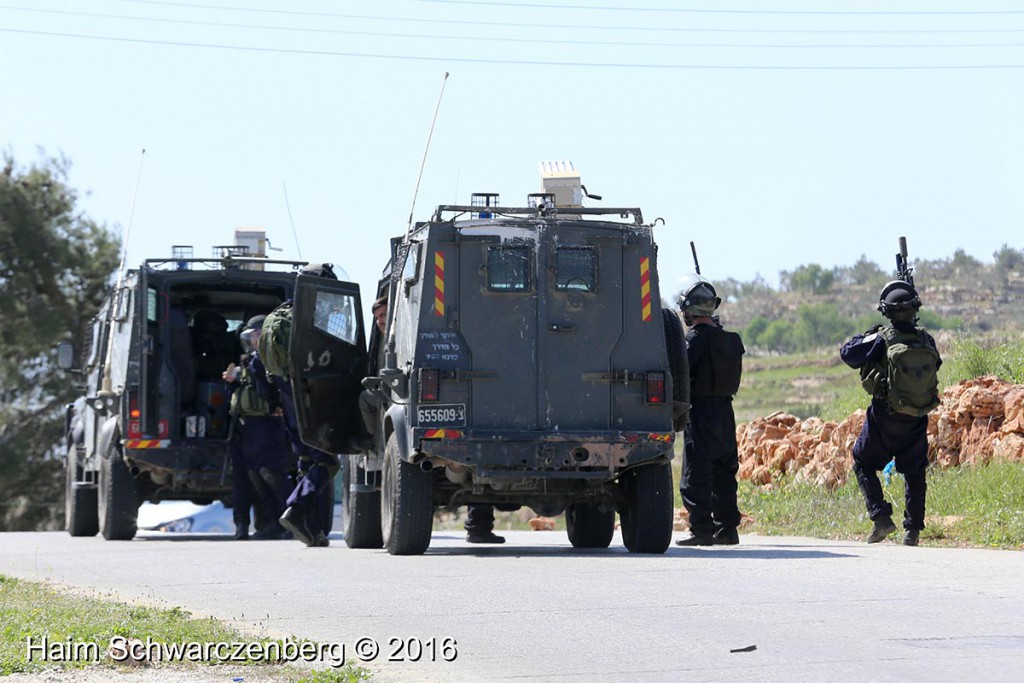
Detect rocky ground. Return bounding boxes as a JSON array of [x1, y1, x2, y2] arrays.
[[735, 376, 1024, 489]]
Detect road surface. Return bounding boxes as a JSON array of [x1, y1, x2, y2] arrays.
[[2, 530, 1022, 682]]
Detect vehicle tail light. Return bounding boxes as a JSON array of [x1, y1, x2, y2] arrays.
[[645, 372, 666, 405], [419, 369, 440, 403], [127, 390, 142, 437]]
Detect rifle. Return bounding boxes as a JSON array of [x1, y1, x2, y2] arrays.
[[690, 241, 702, 275], [895, 236, 915, 288]]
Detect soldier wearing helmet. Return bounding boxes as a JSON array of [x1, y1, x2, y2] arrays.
[[675, 277, 746, 547], [840, 278, 941, 546], [224, 314, 291, 540]]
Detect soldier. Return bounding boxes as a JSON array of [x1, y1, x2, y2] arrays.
[[354, 295, 390, 451], [840, 281, 941, 546], [675, 279, 745, 547], [259, 264, 341, 548], [224, 316, 292, 541]]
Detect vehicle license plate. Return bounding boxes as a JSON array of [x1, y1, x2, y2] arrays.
[[417, 403, 466, 427]]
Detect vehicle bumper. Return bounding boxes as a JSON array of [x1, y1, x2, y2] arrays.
[[123, 441, 235, 494], [414, 429, 674, 479]]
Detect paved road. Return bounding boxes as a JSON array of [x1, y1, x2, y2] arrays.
[[3, 529, 1023, 682]]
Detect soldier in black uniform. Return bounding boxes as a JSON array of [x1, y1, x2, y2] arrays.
[[840, 281, 941, 546], [224, 315, 292, 540], [675, 279, 745, 547]]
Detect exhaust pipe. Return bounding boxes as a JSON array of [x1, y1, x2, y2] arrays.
[[420, 460, 434, 472]]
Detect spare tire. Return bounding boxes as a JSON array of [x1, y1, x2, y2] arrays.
[[662, 308, 690, 430]]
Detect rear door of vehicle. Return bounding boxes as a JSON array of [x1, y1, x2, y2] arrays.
[[290, 275, 367, 453], [539, 225, 624, 430], [456, 231, 539, 430]]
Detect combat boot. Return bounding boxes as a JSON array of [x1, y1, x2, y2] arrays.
[[466, 530, 505, 544], [902, 529, 920, 546], [253, 521, 288, 541], [866, 516, 897, 544], [279, 507, 317, 547], [713, 527, 740, 545], [675, 534, 713, 547]]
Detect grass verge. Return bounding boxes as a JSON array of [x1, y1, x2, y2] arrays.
[[736, 459, 1024, 549], [0, 576, 370, 681]]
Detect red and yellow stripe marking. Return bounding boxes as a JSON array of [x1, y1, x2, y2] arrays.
[[647, 432, 673, 444], [433, 252, 446, 317], [423, 429, 462, 440], [124, 439, 170, 449], [640, 257, 652, 322]]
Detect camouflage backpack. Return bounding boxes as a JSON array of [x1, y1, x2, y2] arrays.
[[257, 302, 293, 380], [880, 327, 940, 417]]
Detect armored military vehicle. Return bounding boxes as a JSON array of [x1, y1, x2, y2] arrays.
[[291, 166, 686, 555], [58, 235, 359, 540]]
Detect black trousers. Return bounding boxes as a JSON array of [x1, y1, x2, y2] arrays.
[[852, 399, 929, 531], [681, 397, 741, 537]]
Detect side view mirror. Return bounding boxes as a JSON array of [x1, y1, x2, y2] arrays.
[[56, 341, 78, 371]]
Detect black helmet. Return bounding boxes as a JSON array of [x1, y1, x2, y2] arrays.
[[678, 280, 721, 317], [877, 280, 921, 321], [299, 262, 337, 280]]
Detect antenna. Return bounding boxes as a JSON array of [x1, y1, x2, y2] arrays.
[[690, 241, 702, 275], [282, 180, 303, 259], [100, 148, 146, 395], [406, 71, 450, 237]]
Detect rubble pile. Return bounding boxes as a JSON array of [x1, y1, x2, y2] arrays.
[[736, 376, 1024, 489]]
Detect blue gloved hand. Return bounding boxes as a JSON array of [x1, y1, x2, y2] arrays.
[[883, 459, 896, 485]]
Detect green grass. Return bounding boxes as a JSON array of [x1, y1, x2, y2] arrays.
[[735, 348, 856, 423], [0, 576, 371, 680], [941, 335, 1024, 385], [736, 460, 1024, 549]]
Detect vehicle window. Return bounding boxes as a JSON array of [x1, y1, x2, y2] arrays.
[[403, 243, 421, 283], [147, 287, 158, 323], [487, 246, 531, 292], [555, 247, 597, 292], [85, 318, 102, 366], [313, 291, 359, 345], [113, 287, 132, 321]]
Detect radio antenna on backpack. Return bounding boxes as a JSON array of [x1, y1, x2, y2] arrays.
[[690, 241, 702, 275], [406, 71, 450, 238]]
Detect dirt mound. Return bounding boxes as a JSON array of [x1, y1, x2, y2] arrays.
[[736, 376, 1024, 489]]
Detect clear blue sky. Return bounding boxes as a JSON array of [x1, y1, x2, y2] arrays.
[[3, 0, 1022, 302]]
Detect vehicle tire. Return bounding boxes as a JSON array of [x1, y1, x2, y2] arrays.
[[663, 308, 690, 429], [317, 476, 335, 535], [343, 455, 383, 549], [565, 501, 615, 549], [65, 449, 98, 537], [380, 433, 433, 555], [619, 462, 673, 554], [98, 445, 138, 541]]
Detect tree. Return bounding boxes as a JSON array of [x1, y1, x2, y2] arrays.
[[993, 244, 1024, 273], [792, 303, 855, 350], [838, 254, 887, 288], [0, 153, 118, 530], [780, 263, 836, 295], [758, 319, 795, 354]]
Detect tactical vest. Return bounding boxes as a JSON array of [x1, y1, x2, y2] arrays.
[[691, 326, 745, 398]]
